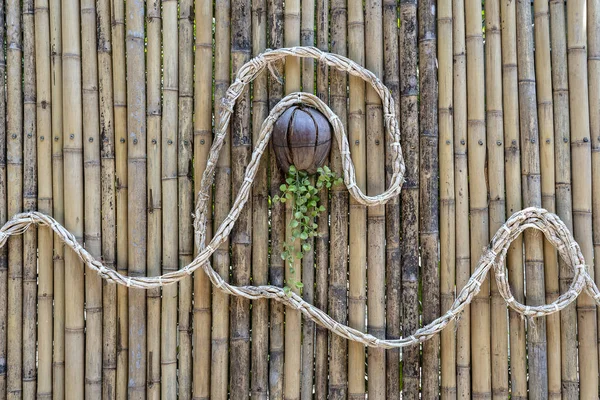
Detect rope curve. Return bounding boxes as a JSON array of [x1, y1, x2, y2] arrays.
[[0, 47, 595, 348]]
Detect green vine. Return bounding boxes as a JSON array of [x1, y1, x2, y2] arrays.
[[273, 165, 343, 296]]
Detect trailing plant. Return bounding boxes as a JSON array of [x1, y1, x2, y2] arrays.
[[272, 165, 343, 295]]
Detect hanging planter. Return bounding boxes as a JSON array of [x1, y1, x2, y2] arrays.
[[272, 105, 332, 174]]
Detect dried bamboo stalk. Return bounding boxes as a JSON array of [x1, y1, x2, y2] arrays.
[[212, 0, 231, 396], [192, 0, 213, 397], [549, 1, 577, 397], [161, 0, 178, 398], [97, 0, 117, 395], [230, 0, 252, 398], [399, 0, 420, 396], [62, 0, 85, 395], [0, 0, 6, 391], [499, 0, 527, 396], [485, 0, 508, 397], [516, 1, 548, 397], [6, 0, 23, 395], [267, 0, 285, 397], [348, 0, 366, 398], [329, 0, 348, 398], [250, 2, 269, 399], [22, 0, 37, 395], [178, 1, 194, 397], [126, 0, 147, 396], [438, 0, 455, 398], [314, 0, 329, 396], [465, 0, 491, 396], [418, 0, 439, 395], [452, 0, 470, 397], [146, 0, 161, 398], [534, 0, 560, 397], [35, 0, 53, 395], [383, 1, 401, 398]]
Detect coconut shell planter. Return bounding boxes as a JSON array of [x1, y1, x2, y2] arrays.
[[272, 105, 333, 174]]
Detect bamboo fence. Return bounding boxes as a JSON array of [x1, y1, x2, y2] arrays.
[[1, 2, 600, 399]]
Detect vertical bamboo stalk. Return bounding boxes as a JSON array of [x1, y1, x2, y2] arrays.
[[418, 0, 439, 396], [0, 0, 6, 392], [251, 1, 268, 398], [329, 0, 348, 398], [50, 0, 65, 395], [35, 0, 53, 395], [212, 0, 231, 396], [22, 0, 37, 395], [126, 0, 147, 396], [146, 0, 161, 397], [465, 0, 491, 397], [62, 0, 85, 395], [161, 0, 178, 397], [267, 0, 285, 397], [81, 0, 103, 395], [485, 0, 508, 397], [300, 1, 316, 398], [6, 0, 23, 395], [178, 1, 194, 398], [534, 0, 560, 397], [111, 0, 129, 395], [383, 1, 401, 398], [452, 0, 470, 397], [192, 0, 212, 397], [549, 1, 577, 397], [516, 1, 548, 397], [499, 0, 527, 396], [399, 0, 420, 396], [348, 0, 366, 398], [230, 0, 252, 398], [438, 0, 455, 398], [314, 0, 329, 396], [98, 0, 117, 395]]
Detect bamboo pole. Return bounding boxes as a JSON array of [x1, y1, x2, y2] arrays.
[[230, 0, 252, 398], [192, 0, 213, 397], [418, 0, 439, 396], [0, 0, 6, 391], [452, 0, 470, 397], [484, 0, 508, 397], [314, 0, 329, 396], [146, 0, 161, 398], [300, 1, 315, 398], [399, 0, 420, 396], [22, 0, 37, 395], [161, 0, 178, 397], [212, 0, 231, 396], [329, 0, 348, 398], [438, 0, 455, 398], [126, 0, 147, 396], [465, 0, 491, 396], [81, 0, 103, 395], [383, 1, 401, 398], [251, 2, 268, 398], [534, 0, 560, 397], [178, 1, 194, 397], [111, 0, 128, 395], [549, 1, 577, 397], [499, 0, 527, 396], [6, 0, 23, 395], [50, 0, 65, 395], [347, 0, 366, 398], [35, 0, 53, 395], [97, 0, 117, 395], [267, 1, 285, 397], [516, 1, 548, 397]]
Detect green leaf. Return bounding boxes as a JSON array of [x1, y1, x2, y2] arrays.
[[280, 197, 287, 203], [302, 243, 312, 251], [280, 184, 287, 191], [290, 220, 299, 228], [295, 282, 304, 289], [300, 232, 309, 240], [289, 165, 297, 173]]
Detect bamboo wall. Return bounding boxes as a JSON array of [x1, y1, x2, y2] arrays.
[[0, 0, 599, 399]]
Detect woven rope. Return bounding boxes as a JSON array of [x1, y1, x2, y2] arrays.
[[0, 47, 595, 349]]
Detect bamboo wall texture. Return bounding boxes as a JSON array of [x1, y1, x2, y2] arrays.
[[0, 0, 599, 399]]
